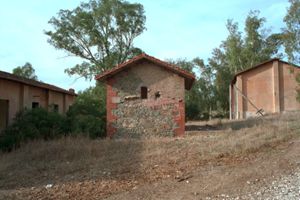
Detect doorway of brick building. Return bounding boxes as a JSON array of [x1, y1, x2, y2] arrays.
[[0, 99, 9, 132]]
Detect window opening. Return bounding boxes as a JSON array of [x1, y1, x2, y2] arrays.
[[32, 102, 39, 109], [141, 86, 148, 99], [53, 104, 59, 112]]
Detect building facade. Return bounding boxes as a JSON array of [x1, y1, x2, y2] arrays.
[[0, 71, 76, 132], [96, 54, 195, 138], [230, 58, 300, 119]]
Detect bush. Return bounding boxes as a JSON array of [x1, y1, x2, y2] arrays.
[[0, 108, 66, 152], [66, 85, 106, 138], [0, 85, 107, 152]]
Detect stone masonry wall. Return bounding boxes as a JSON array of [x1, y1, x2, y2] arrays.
[[106, 61, 185, 138]]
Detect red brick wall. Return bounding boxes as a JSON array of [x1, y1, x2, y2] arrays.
[[106, 77, 118, 138], [105, 61, 186, 138], [173, 100, 185, 136]]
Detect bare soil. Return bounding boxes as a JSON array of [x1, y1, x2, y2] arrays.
[[0, 112, 299, 200]]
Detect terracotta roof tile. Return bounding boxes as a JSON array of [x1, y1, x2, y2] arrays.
[[95, 53, 195, 90]]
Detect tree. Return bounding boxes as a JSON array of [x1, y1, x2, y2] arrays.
[[283, 0, 300, 64], [169, 59, 216, 120], [222, 19, 244, 74], [170, 59, 202, 120], [210, 11, 281, 113], [193, 58, 216, 119], [12, 62, 38, 80], [242, 10, 282, 68], [281, 0, 300, 102], [45, 0, 146, 80]]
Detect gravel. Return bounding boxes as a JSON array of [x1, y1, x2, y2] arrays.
[[207, 168, 300, 200]]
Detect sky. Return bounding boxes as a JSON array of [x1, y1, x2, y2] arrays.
[[0, 0, 289, 92]]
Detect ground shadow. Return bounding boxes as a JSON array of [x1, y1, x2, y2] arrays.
[[185, 124, 220, 131], [185, 117, 269, 132]]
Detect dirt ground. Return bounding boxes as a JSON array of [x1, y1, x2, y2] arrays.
[[104, 138, 300, 200], [0, 113, 299, 200]]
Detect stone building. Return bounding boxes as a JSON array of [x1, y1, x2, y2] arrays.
[[230, 58, 300, 119], [0, 70, 76, 132], [95, 53, 195, 138]]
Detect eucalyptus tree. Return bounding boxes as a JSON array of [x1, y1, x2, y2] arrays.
[[283, 0, 300, 64], [46, 0, 146, 80]]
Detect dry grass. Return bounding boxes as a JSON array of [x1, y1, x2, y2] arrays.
[[0, 112, 300, 199]]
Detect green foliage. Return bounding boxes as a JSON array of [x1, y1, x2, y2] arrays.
[[45, 0, 146, 80], [283, 0, 300, 64], [169, 10, 283, 119], [242, 11, 280, 68], [66, 84, 106, 138], [282, 0, 300, 102], [210, 10, 281, 112], [297, 73, 300, 102], [12, 62, 38, 80], [0, 108, 66, 152], [170, 59, 217, 120], [0, 84, 107, 152]]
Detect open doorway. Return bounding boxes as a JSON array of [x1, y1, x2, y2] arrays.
[[0, 99, 9, 132]]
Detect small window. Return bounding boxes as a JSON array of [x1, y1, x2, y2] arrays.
[[53, 104, 59, 112], [32, 102, 39, 109], [141, 86, 148, 99]]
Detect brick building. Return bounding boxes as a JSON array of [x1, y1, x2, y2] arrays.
[[95, 54, 195, 138], [230, 58, 300, 119], [0, 70, 76, 132]]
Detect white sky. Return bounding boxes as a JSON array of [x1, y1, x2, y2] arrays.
[[0, 0, 289, 92]]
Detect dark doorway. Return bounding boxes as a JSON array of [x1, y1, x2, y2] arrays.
[[0, 99, 9, 132]]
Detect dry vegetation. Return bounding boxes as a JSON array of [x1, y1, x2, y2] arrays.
[[0, 112, 300, 199]]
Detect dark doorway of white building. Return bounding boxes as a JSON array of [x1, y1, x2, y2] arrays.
[[0, 99, 9, 132]]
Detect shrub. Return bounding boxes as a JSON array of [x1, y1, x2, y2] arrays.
[[0, 108, 66, 152], [66, 85, 106, 138], [0, 85, 107, 152]]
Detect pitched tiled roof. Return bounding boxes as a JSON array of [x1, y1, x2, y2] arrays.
[[231, 58, 300, 85], [0, 70, 77, 96], [95, 53, 195, 90]]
